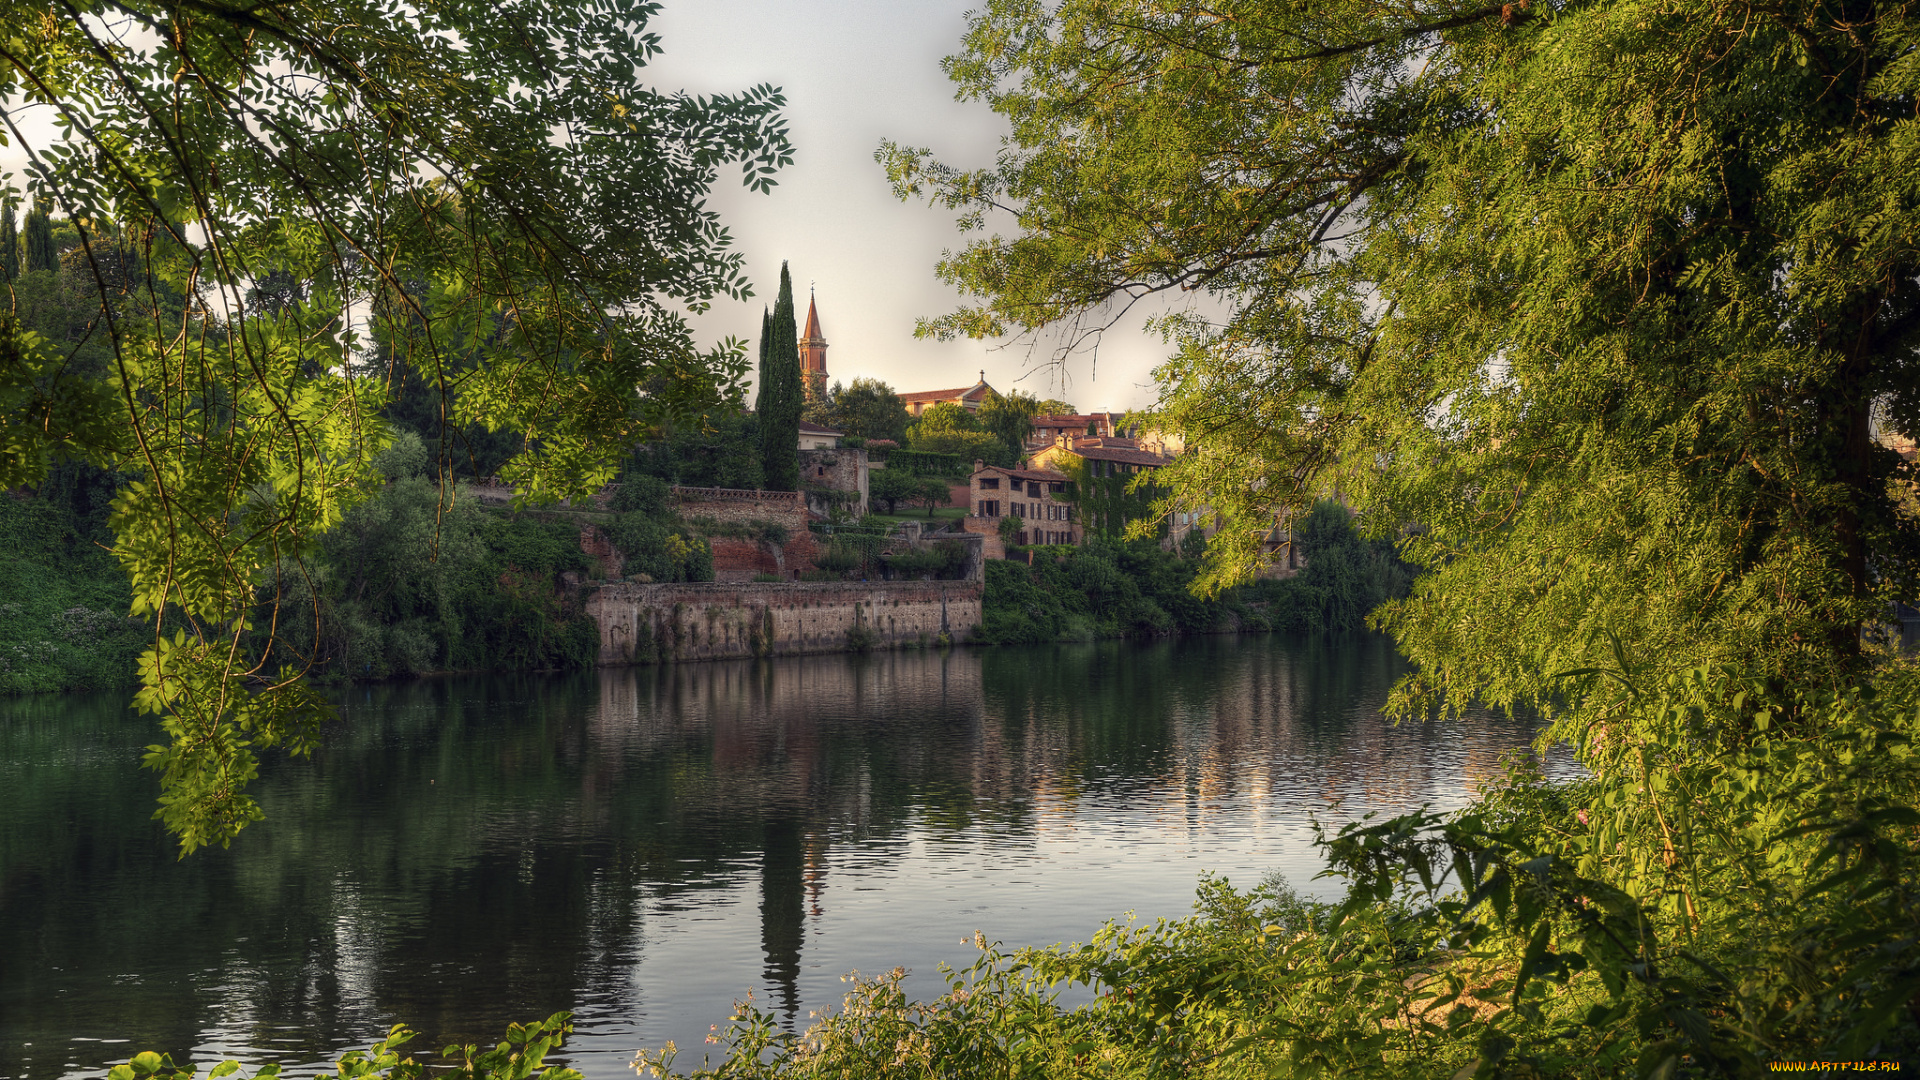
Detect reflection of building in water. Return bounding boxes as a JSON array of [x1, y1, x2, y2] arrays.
[[589, 650, 988, 1011], [580, 640, 1559, 1016]]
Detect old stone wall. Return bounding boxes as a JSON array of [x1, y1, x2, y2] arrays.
[[798, 448, 868, 515], [668, 486, 818, 581], [587, 580, 984, 665], [672, 486, 808, 527]]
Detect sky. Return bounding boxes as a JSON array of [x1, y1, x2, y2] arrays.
[[0, 1, 1177, 413], [643, 0, 1170, 414]]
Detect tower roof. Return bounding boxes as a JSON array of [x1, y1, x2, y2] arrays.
[[802, 294, 825, 343]]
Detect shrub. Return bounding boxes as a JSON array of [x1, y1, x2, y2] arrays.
[[883, 540, 968, 579], [812, 540, 866, 578]]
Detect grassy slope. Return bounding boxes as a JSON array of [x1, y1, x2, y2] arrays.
[[0, 494, 145, 694]]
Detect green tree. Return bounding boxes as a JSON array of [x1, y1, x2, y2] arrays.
[[913, 476, 954, 517], [977, 389, 1041, 460], [868, 467, 921, 515], [909, 428, 1013, 469], [624, 409, 764, 490], [756, 265, 803, 491], [823, 377, 909, 442], [911, 400, 976, 434], [880, 0, 1920, 733], [0, 0, 790, 851], [0, 196, 17, 283], [21, 198, 56, 273]]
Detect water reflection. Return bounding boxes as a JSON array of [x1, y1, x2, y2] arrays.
[[0, 635, 1571, 1080]]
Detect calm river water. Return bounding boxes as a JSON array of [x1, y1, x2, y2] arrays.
[[0, 635, 1573, 1080]]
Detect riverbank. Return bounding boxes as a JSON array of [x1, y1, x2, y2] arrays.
[[0, 482, 1408, 695], [587, 579, 980, 663]]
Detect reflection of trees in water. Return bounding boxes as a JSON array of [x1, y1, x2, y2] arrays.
[[0, 638, 1555, 1079]]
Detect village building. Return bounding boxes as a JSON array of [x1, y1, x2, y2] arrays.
[[963, 463, 1080, 547], [898, 372, 995, 416], [1026, 412, 1125, 449], [797, 419, 843, 451], [1025, 434, 1215, 549], [1029, 434, 1172, 478]]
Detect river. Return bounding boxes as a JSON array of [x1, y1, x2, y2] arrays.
[[0, 634, 1575, 1080]]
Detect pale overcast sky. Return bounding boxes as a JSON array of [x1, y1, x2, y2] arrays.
[[645, 0, 1168, 413], [0, 2, 1176, 412]]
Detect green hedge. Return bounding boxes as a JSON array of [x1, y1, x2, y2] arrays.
[[979, 540, 1249, 643]]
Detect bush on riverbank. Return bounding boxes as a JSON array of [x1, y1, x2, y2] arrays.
[[979, 540, 1252, 643], [251, 460, 603, 682], [1243, 500, 1417, 633], [636, 664, 1920, 1078]]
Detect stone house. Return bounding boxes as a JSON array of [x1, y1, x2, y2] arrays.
[[799, 444, 869, 517], [963, 462, 1080, 547], [1027, 434, 1215, 549], [1026, 412, 1125, 449]]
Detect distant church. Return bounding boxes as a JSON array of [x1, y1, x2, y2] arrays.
[[793, 293, 995, 411], [800, 293, 828, 402]]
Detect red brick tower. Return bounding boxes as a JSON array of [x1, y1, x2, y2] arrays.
[[799, 292, 828, 402]]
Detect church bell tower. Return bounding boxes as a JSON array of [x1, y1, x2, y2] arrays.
[[799, 292, 828, 402]]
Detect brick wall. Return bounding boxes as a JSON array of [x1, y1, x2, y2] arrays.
[[586, 579, 985, 664], [580, 524, 623, 579], [706, 531, 821, 582]]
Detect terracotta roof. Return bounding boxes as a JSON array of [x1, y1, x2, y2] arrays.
[[901, 375, 994, 404], [1062, 437, 1170, 467], [797, 420, 843, 436], [802, 296, 825, 343], [1034, 413, 1121, 427], [971, 464, 1070, 483]]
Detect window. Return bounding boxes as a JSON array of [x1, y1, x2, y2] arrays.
[[980, 477, 1000, 490], [1027, 481, 1041, 497], [1049, 482, 1065, 493], [981, 499, 999, 517]]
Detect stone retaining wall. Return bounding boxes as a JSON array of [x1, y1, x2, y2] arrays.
[[672, 486, 807, 526], [586, 580, 983, 665]]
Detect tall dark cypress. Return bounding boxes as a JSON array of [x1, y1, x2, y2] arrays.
[[24, 198, 56, 274], [757, 264, 802, 491], [754, 304, 774, 410], [0, 199, 18, 283]]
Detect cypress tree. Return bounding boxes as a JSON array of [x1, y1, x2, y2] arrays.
[[0, 199, 17, 283], [24, 198, 56, 274], [754, 304, 773, 407], [756, 264, 802, 491]]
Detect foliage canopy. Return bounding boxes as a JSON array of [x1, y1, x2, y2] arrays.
[[0, 0, 790, 849], [882, 0, 1920, 731]]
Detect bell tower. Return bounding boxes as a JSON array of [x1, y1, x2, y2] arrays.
[[798, 291, 828, 403]]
